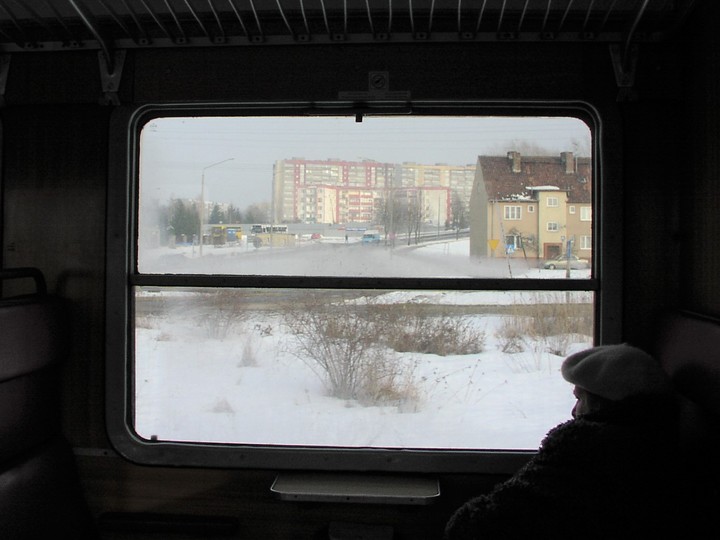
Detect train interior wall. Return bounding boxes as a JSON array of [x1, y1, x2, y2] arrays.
[[1, 2, 719, 538]]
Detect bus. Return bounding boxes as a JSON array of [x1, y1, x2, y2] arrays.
[[249, 224, 295, 248]]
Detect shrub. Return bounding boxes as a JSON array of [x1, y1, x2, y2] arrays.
[[211, 398, 234, 413], [239, 336, 258, 367], [136, 315, 157, 329], [195, 289, 249, 340], [495, 315, 526, 353], [367, 303, 485, 356], [283, 293, 419, 406], [355, 355, 421, 410], [385, 314, 485, 356]]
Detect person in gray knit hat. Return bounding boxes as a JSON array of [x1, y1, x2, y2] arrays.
[[445, 344, 716, 540], [561, 344, 674, 417]]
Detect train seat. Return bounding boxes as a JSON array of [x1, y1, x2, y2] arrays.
[[0, 268, 97, 539], [654, 310, 720, 443]]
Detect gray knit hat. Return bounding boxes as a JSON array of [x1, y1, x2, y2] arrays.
[[561, 344, 673, 401]]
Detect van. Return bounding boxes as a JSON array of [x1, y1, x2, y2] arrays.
[[361, 230, 382, 244]]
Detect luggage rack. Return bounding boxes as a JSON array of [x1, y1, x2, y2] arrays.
[[0, 0, 699, 52]]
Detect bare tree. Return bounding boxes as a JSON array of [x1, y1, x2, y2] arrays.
[[244, 202, 270, 224], [450, 190, 468, 233], [395, 191, 424, 245]]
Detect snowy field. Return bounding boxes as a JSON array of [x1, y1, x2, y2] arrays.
[[135, 239, 593, 451]]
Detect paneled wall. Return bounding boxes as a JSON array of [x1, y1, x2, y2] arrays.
[[685, 1, 720, 319]]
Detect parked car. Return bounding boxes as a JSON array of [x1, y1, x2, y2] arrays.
[[543, 255, 589, 270]]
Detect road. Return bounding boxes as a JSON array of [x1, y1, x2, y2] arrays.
[[142, 237, 540, 279]]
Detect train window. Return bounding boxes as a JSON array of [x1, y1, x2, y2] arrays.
[[108, 105, 607, 472]]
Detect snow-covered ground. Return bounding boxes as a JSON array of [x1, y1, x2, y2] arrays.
[[134, 239, 593, 450]]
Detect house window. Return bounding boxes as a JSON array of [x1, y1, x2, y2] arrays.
[[569, 206, 576, 214], [504, 205, 522, 220], [528, 205, 535, 213], [581, 235, 592, 250], [107, 109, 601, 474], [547, 221, 559, 232], [581, 206, 592, 221], [547, 197, 559, 207]]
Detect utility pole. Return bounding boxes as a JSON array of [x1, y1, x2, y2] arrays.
[[565, 237, 573, 279], [199, 158, 234, 256]]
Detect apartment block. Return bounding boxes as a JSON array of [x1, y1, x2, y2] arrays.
[[272, 158, 476, 226]]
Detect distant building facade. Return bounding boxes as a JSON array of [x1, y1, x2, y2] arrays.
[[469, 151, 592, 261], [272, 158, 476, 225]]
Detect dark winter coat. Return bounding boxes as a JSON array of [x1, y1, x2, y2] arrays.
[[444, 395, 719, 540]]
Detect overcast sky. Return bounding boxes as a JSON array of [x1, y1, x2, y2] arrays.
[[139, 115, 591, 209]]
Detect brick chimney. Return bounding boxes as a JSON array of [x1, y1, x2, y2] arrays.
[[561, 152, 575, 174], [507, 151, 521, 173]]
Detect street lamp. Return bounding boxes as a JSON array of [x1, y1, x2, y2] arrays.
[[199, 157, 234, 256]]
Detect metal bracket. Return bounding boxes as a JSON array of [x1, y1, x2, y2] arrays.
[[338, 71, 412, 102], [98, 50, 126, 106], [0, 54, 10, 107], [610, 43, 639, 102]]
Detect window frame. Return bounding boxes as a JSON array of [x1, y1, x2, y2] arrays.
[[106, 101, 617, 474]]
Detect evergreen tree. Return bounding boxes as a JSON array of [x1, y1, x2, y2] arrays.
[[167, 199, 200, 238], [226, 204, 243, 223], [209, 204, 226, 224]]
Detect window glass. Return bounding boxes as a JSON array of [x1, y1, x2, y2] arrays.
[[503, 205, 522, 221], [139, 116, 592, 279], [135, 286, 594, 449], [134, 114, 595, 454]]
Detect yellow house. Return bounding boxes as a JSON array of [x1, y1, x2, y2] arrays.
[[470, 151, 592, 262]]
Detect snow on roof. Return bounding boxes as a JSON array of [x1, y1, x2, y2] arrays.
[[527, 185, 561, 191]]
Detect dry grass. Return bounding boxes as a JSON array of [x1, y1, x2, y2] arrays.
[[195, 290, 249, 340], [370, 303, 486, 356], [495, 292, 593, 363]]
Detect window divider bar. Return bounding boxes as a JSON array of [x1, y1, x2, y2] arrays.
[[131, 274, 598, 292]]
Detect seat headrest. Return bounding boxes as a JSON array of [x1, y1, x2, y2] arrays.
[[654, 311, 720, 417], [0, 297, 68, 382]]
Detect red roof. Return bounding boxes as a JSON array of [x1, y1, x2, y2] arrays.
[[478, 152, 591, 204]]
